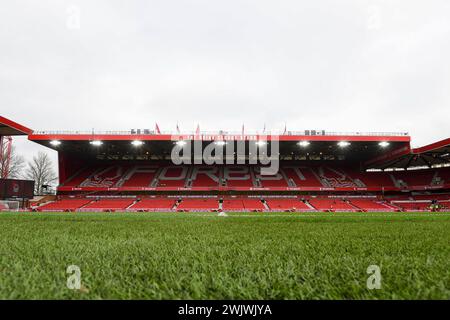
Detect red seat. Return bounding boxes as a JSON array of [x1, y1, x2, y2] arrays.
[[38, 198, 93, 212]]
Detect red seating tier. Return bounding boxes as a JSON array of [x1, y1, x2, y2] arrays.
[[308, 198, 357, 211], [129, 198, 176, 211], [38, 198, 93, 211], [349, 199, 394, 211], [82, 199, 135, 211], [266, 198, 311, 211], [177, 199, 219, 211], [60, 163, 450, 191]]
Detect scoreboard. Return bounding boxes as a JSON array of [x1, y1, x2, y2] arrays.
[[0, 179, 35, 199]]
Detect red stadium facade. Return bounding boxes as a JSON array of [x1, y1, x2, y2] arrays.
[[1, 116, 449, 213]]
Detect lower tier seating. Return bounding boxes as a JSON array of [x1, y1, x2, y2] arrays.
[[38, 198, 93, 212], [308, 198, 357, 212], [177, 198, 219, 211], [128, 198, 176, 211], [81, 199, 135, 211], [265, 198, 312, 211], [349, 199, 395, 212], [393, 201, 432, 211], [35, 192, 450, 213]]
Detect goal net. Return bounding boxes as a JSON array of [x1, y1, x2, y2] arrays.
[[0, 200, 20, 211]]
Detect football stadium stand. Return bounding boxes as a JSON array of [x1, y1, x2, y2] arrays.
[[2, 115, 449, 213], [53, 163, 450, 192], [265, 198, 313, 212], [128, 198, 177, 212], [221, 198, 265, 212], [177, 198, 219, 211], [347, 199, 395, 212], [38, 198, 93, 212], [33, 193, 450, 212], [81, 198, 136, 212], [308, 198, 357, 212]]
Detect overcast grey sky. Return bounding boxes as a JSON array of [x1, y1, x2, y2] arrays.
[[1, 0, 449, 164]]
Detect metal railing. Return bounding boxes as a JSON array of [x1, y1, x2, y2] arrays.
[[31, 130, 409, 136]]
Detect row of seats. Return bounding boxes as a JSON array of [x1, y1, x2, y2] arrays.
[[61, 164, 450, 190], [36, 195, 450, 212]]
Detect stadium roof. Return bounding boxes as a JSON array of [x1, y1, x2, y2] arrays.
[[27, 130, 412, 163], [0, 116, 32, 136], [2, 114, 448, 169], [28, 130, 411, 142], [366, 138, 450, 169]]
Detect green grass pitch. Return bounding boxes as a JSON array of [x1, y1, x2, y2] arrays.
[[0, 211, 449, 300]]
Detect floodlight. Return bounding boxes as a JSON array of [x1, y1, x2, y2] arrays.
[[176, 140, 187, 146], [378, 141, 390, 148], [255, 141, 267, 147], [337, 141, 350, 148], [50, 140, 61, 146], [298, 141, 310, 147], [131, 140, 144, 147], [90, 140, 103, 146]]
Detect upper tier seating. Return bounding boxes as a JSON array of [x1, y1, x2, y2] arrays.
[[283, 167, 324, 187], [121, 170, 158, 188], [80, 166, 130, 188], [190, 167, 221, 188], [156, 167, 188, 187], [317, 167, 362, 188], [59, 163, 450, 191], [350, 171, 396, 188], [392, 170, 435, 187], [63, 167, 99, 187]]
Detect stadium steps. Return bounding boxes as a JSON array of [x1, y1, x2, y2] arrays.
[[79, 167, 106, 187], [262, 199, 270, 210], [125, 199, 139, 210], [77, 199, 95, 210], [250, 167, 258, 188], [115, 167, 135, 187], [173, 199, 182, 210], [382, 201, 402, 211], [431, 172, 444, 186], [30, 195, 56, 207], [303, 200, 316, 210], [60, 167, 86, 187], [345, 199, 362, 211], [150, 167, 164, 187], [286, 178, 296, 187]]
